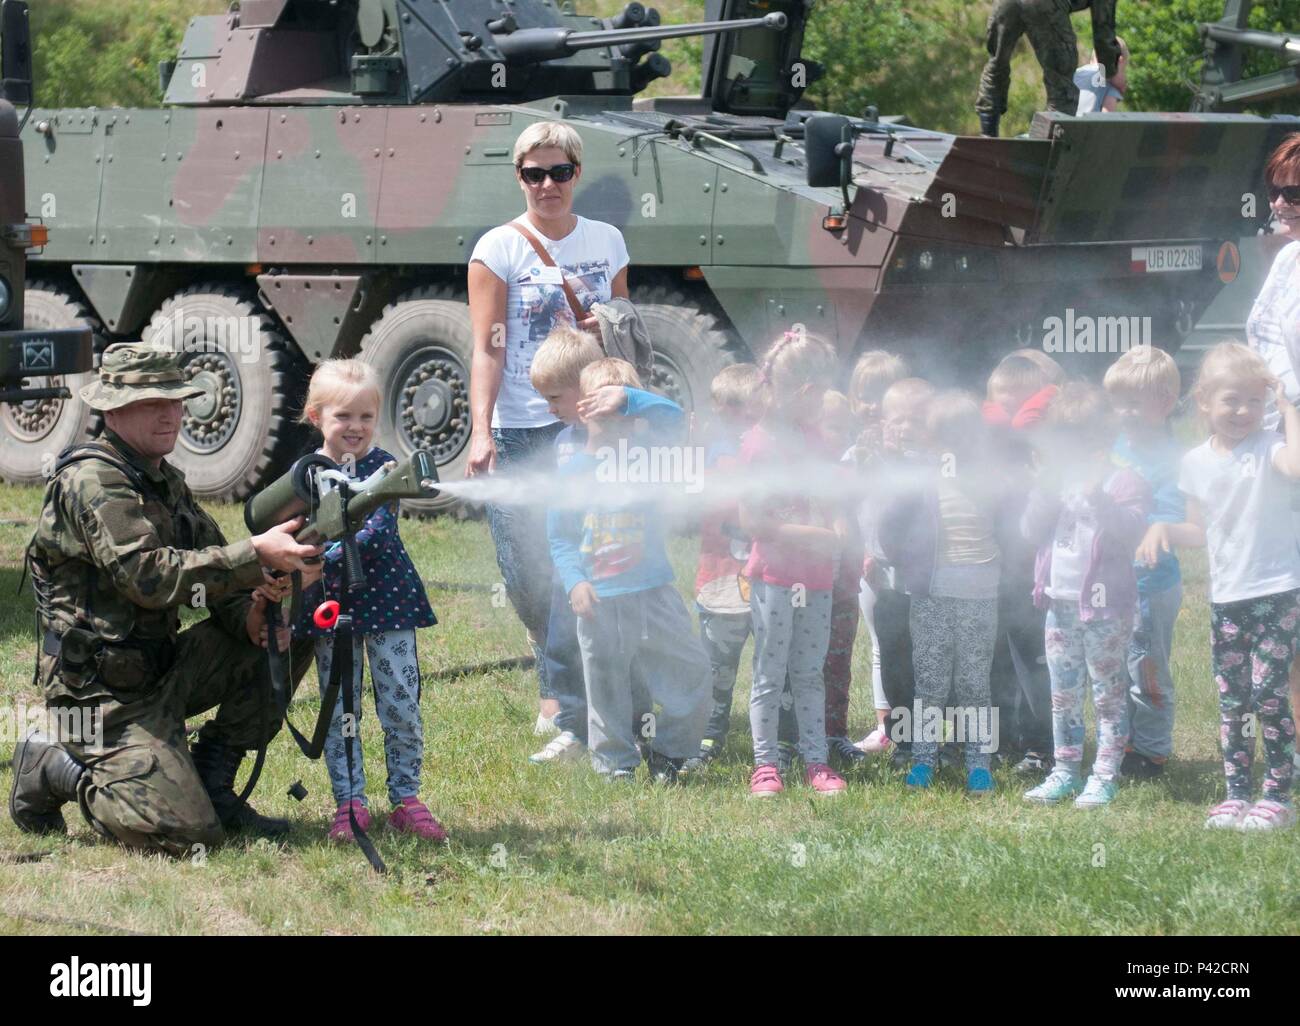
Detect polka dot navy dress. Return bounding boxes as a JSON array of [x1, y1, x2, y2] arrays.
[[293, 446, 437, 638]]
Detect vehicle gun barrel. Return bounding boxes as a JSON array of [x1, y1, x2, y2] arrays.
[[1202, 22, 1300, 58], [492, 11, 787, 62]]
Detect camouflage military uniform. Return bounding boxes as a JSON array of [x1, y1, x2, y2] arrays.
[[975, 0, 1121, 124], [16, 344, 298, 856]]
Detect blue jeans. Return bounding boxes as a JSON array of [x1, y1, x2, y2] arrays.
[[487, 423, 564, 698], [546, 575, 588, 740], [1127, 583, 1182, 760]]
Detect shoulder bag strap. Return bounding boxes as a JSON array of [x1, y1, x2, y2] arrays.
[[510, 221, 588, 323]]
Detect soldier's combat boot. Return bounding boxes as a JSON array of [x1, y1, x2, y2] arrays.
[[978, 113, 1000, 138], [190, 738, 290, 838], [9, 731, 85, 834]]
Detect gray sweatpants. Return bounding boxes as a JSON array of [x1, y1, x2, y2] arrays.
[[749, 579, 833, 767], [576, 584, 711, 774]]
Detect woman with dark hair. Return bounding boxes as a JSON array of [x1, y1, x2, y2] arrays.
[[467, 120, 630, 737]]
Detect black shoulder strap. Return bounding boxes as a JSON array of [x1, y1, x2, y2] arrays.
[[53, 442, 151, 496]]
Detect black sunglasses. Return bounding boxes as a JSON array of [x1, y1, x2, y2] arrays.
[[517, 162, 577, 185], [1269, 183, 1300, 205]]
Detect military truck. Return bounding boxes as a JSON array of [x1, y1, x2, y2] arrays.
[[1181, 0, 1300, 379], [0, 0, 91, 445], [6, 0, 1292, 512]]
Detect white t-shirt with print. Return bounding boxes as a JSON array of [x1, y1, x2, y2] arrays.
[[471, 215, 629, 429], [1178, 430, 1300, 604]]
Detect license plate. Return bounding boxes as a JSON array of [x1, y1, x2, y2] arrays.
[[1130, 245, 1203, 273]]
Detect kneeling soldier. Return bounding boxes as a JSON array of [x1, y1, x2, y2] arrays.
[[9, 342, 322, 856]]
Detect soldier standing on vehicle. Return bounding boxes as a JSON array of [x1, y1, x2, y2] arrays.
[[975, 0, 1121, 137], [9, 343, 323, 857]]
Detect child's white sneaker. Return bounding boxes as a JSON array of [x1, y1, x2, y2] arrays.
[[529, 730, 582, 764], [855, 726, 893, 754], [533, 712, 559, 737], [1239, 798, 1295, 832]]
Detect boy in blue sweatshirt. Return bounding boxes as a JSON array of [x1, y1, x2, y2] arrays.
[[548, 357, 711, 782], [1104, 346, 1185, 778]]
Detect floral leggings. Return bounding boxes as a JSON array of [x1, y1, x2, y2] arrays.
[[1211, 589, 1300, 802], [1044, 601, 1131, 781], [313, 629, 425, 807]]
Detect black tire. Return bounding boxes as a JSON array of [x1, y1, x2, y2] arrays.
[[629, 284, 743, 416], [141, 285, 303, 502], [358, 284, 474, 517], [0, 282, 101, 485]]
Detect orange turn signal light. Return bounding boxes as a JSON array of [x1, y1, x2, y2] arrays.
[[822, 213, 848, 232], [27, 224, 48, 247], [683, 266, 705, 281]]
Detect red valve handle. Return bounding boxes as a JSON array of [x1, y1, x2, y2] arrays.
[[313, 599, 340, 630]]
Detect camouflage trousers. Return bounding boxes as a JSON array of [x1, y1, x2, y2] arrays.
[[50, 620, 309, 858], [975, 0, 1080, 118]]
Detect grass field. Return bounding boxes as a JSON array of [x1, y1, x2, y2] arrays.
[[1, 484, 1298, 936]]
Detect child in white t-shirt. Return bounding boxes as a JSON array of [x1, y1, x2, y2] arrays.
[[1141, 342, 1300, 831]]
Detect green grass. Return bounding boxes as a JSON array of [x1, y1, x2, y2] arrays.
[[1, 487, 1298, 936]]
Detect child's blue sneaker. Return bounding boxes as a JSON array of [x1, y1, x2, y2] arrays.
[[1074, 775, 1119, 808], [966, 768, 994, 795], [1024, 768, 1083, 804], [905, 763, 934, 789]]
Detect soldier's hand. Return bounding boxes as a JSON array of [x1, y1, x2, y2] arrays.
[[299, 560, 324, 588], [256, 575, 292, 602], [251, 517, 325, 573]]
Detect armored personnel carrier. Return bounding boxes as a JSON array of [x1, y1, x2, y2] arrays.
[[0, 0, 91, 443], [7, 0, 1291, 511]]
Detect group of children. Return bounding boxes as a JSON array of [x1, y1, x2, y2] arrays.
[[285, 322, 1300, 842]]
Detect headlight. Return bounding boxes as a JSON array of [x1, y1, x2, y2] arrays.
[[0, 277, 11, 321], [918, 250, 935, 271]]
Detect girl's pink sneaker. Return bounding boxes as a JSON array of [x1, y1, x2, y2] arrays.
[[329, 799, 372, 842], [749, 764, 784, 798], [388, 796, 448, 841], [805, 763, 847, 796]]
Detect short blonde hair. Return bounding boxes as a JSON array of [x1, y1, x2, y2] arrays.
[[514, 121, 583, 167], [882, 376, 934, 410], [711, 363, 763, 408], [849, 350, 909, 417], [301, 358, 380, 425], [1103, 345, 1180, 400], [1194, 341, 1276, 404], [580, 356, 641, 394], [987, 351, 1061, 401], [530, 325, 604, 392]]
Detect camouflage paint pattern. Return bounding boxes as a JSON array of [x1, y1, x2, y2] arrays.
[[10, 0, 1293, 501]]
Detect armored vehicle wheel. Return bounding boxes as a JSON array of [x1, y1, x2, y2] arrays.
[[630, 284, 742, 415], [0, 283, 101, 485], [358, 284, 474, 517], [141, 286, 303, 502]]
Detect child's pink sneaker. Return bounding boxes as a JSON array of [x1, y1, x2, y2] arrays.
[[749, 764, 784, 798], [388, 796, 448, 842], [805, 763, 847, 796], [328, 799, 372, 842]]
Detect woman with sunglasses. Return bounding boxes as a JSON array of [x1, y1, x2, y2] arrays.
[[1245, 131, 1300, 781], [468, 121, 630, 736]]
